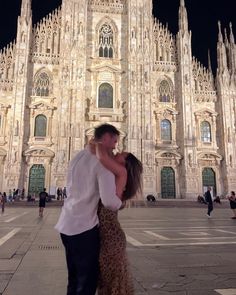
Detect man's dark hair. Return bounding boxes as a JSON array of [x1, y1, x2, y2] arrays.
[[94, 124, 120, 139]]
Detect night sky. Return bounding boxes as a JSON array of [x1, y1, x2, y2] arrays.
[[0, 0, 235, 74]]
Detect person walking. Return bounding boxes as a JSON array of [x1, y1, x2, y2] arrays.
[[205, 186, 213, 217], [228, 191, 236, 219], [62, 187, 67, 199], [1, 192, 7, 213], [39, 188, 48, 217], [0, 192, 4, 213], [56, 187, 62, 200], [55, 124, 122, 295]]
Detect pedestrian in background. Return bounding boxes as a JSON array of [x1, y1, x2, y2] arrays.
[[8, 189, 13, 202], [39, 188, 48, 217], [205, 187, 213, 218], [228, 191, 236, 219], [62, 187, 67, 199], [2, 192, 6, 213], [57, 187, 62, 200], [0, 192, 3, 213]]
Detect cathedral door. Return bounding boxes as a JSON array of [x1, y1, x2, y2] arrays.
[[161, 167, 176, 198], [202, 167, 216, 196], [28, 164, 45, 196]]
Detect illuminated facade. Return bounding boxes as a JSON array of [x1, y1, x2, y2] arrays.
[[0, 0, 236, 198]]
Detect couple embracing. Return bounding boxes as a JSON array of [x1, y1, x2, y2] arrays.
[[55, 124, 143, 295]]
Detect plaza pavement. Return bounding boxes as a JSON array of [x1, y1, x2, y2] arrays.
[[0, 203, 236, 295]]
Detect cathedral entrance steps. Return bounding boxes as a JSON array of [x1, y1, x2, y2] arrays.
[[126, 199, 229, 208], [5, 200, 64, 207]]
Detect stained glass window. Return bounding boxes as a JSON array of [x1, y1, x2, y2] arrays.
[[99, 24, 114, 58], [33, 72, 50, 96], [161, 119, 172, 141], [201, 121, 211, 142], [159, 80, 171, 102], [98, 83, 113, 108], [34, 115, 47, 137]]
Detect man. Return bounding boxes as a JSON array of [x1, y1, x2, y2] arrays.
[[39, 188, 48, 217], [205, 186, 213, 217], [55, 124, 122, 295], [62, 187, 67, 199]]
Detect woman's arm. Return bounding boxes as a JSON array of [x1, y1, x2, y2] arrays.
[[96, 144, 127, 199]]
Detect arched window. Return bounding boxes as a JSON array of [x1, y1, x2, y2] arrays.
[[99, 24, 114, 58], [34, 115, 47, 137], [159, 80, 172, 102], [161, 119, 172, 141], [201, 121, 211, 142], [33, 72, 50, 96], [98, 83, 113, 108]]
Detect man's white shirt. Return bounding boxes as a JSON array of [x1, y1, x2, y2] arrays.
[[55, 147, 122, 236]]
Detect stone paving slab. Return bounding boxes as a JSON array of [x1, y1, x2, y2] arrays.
[[1, 207, 236, 295]]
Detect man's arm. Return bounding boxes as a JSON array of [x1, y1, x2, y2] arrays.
[[96, 143, 127, 198], [97, 166, 122, 211]]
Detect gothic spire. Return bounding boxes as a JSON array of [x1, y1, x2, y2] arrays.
[[224, 28, 229, 47], [217, 21, 228, 74], [178, 0, 188, 32], [208, 49, 212, 73], [218, 21, 223, 43], [20, 0, 32, 21], [229, 22, 235, 44]]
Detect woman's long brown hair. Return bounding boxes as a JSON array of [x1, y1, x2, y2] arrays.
[[122, 153, 143, 201]]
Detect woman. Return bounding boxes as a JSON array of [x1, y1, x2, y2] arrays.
[[93, 143, 143, 295], [228, 191, 236, 219]]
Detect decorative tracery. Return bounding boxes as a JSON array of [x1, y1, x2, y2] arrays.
[[88, 0, 126, 14], [33, 71, 51, 97], [32, 8, 61, 64], [0, 42, 16, 91], [99, 24, 114, 58], [153, 20, 177, 63], [157, 79, 174, 102], [159, 80, 173, 102]]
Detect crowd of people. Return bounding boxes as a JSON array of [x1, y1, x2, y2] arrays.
[[197, 188, 236, 219], [0, 188, 25, 203]]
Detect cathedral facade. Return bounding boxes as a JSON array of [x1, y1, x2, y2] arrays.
[[0, 0, 236, 199]]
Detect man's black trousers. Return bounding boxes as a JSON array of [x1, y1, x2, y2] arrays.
[[61, 226, 100, 295]]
